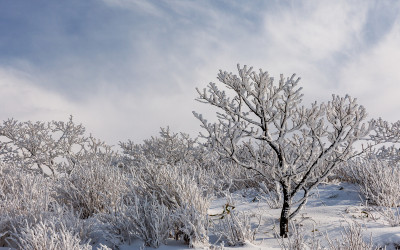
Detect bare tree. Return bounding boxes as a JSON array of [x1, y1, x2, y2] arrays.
[[193, 64, 371, 237]]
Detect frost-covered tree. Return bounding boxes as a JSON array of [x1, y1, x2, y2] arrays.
[[193, 64, 371, 237], [120, 127, 204, 166], [373, 118, 400, 143], [370, 119, 400, 164], [0, 116, 86, 176]]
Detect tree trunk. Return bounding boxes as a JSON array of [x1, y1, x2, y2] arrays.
[[280, 197, 290, 237], [279, 181, 291, 238]]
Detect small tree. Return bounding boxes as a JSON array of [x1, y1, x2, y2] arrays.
[[0, 116, 86, 176], [120, 127, 201, 166], [194, 64, 371, 237]]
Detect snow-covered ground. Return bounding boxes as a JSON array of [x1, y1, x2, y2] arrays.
[[121, 182, 400, 249]]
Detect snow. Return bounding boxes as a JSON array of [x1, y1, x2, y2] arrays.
[[119, 182, 400, 249]]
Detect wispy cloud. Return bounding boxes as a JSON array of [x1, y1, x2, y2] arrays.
[[338, 14, 400, 121], [0, 0, 399, 144]]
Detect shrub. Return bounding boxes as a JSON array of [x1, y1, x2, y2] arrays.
[[326, 221, 377, 250], [9, 220, 91, 250], [55, 145, 127, 218], [346, 158, 400, 208], [127, 161, 211, 247], [213, 209, 260, 246], [276, 222, 321, 250], [101, 193, 171, 248], [0, 163, 53, 246]]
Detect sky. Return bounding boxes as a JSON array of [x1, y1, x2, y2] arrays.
[[1, 0, 400, 145]]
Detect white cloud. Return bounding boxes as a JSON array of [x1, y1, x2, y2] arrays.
[[0, 68, 71, 121], [0, 67, 209, 145], [1, 0, 400, 144], [262, 1, 368, 61], [102, 0, 164, 17], [337, 17, 400, 122]]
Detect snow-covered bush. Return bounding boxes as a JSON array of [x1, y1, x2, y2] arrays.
[[9, 220, 91, 250], [120, 127, 206, 166], [55, 147, 127, 218], [113, 153, 212, 247], [119, 127, 259, 193], [130, 162, 209, 210], [346, 158, 400, 208], [376, 206, 400, 227], [341, 157, 400, 226], [326, 221, 377, 250], [374, 145, 400, 165], [131, 162, 211, 247], [277, 221, 377, 250], [0, 162, 53, 246], [102, 168, 211, 248], [0, 116, 86, 176], [213, 209, 259, 246], [172, 203, 210, 247], [276, 222, 321, 250], [0, 162, 103, 248], [120, 127, 258, 196], [0, 162, 52, 216], [101, 193, 171, 248]]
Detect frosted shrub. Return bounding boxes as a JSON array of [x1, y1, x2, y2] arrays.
[[0, 116, 86, 176], [123, 160, 211, 247], [377, 206, 400, 227], [276, 222, 321, 250], [210, 160, 264, 194], [119, 127, 252, 194], [173, 203, 210, 247], [132, 161, 211, 212], [100, 159, 211, 248], [43, 204, 101, 247], [101, 193, 171, 248], [9, 220, 91, 250], [120, 127, 256, 194], [326, 221, 377, 250], [56, 161, 127, 218], [347, 158, 400, 207], [374, 145, 400, 164], [0, 163, 53, 246], [213, 210, 260, 246], [120, 127, 204, 166], [122, 194, 171, 248], [343, 156, 400, 226], [56, 140, 127, 218], [0, 163, 52, 216]]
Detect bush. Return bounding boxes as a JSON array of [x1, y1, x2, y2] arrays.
[[0, 116, 86, 177], [326, 221, 377, 250], [0, 163, 53, 246], [172, 203, 210, 247], [55, 146, 127, 218], [276, 222, 321, 250], [9, 220, 91, 250], [213, 209, 259, 246], [101, 193, 171, 248], [125, 161, 211, 247], [120, 127, 204, 166], [346, 158, 400, 207]]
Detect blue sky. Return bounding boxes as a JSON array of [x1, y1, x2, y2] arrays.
[[1, 0, 400, 144]]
